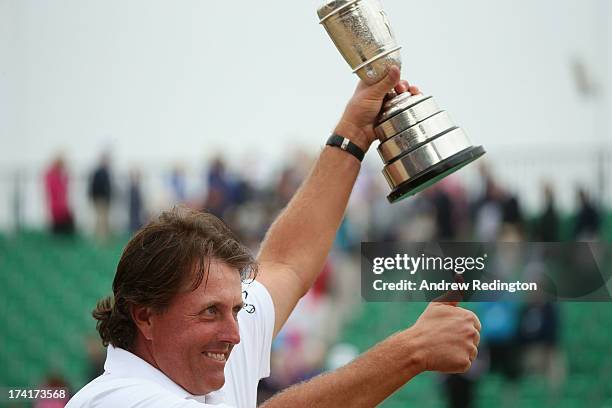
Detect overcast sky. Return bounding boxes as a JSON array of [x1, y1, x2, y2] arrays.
[[1, 0, 609, 166], [0, 0, 610, 225]]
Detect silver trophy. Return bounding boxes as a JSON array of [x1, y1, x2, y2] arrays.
[[318, 0, 485, 203]]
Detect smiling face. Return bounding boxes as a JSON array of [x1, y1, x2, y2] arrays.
[[146, 261, 244, 395]]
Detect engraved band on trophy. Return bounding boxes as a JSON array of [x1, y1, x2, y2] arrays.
[[317, 0, 486, 203]]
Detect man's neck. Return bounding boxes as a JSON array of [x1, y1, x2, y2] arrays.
[[130, 336, 160, 371]]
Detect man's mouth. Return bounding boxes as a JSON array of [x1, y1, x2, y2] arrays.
[[203, 352, 227, 362]]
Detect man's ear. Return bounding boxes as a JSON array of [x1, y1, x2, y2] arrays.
[[131, 304, 155, 341]]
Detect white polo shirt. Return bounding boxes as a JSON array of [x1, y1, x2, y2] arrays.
[[67, 280, 275, 408]]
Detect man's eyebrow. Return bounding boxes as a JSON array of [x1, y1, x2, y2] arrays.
[[196, 300, 245, 313]]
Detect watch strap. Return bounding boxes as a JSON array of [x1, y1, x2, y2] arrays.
[[326, 134, 365, 162]]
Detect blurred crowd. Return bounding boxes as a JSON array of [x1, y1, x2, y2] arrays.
[[42, 150, 604, 244], [40, 150, 606, 408]]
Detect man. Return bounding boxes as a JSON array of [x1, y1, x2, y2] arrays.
[[68, 67, 481, 407], [89, 152, 113, 240]]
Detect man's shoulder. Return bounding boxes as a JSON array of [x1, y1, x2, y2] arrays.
[[67, 374, 197, 408], [238, 280, 275, 335], [227, 279, 275, 386], [240, 280, 272, 310]]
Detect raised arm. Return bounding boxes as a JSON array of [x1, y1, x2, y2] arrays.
[[256, 66, 420, 336]]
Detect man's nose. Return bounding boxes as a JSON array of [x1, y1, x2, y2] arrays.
[[218, 314, 240, 345]]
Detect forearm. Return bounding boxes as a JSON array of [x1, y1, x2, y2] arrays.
[[258, 122, 367, 294], [261, 330, 422, 408]]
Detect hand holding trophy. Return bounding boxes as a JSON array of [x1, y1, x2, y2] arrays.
[[318, 0, 485, 203]]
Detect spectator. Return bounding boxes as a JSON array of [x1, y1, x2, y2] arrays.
[[536, 182, 559, 241], [473, 177, 505, 241], [89, 152, 113, 240], [128, 169, 144, 233], [425, 177, 468, 241], [44, 155, 74, 235], [501, 193, 524, 239], [203, 157, 233, 217], [428, 186, 455, 240], [573, 187, 601, 240], [169, 165, 187, 204], [524, 182, 565, 398]]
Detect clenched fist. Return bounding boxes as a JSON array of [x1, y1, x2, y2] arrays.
[[404, 300, 481, 374], [334, 66, 420, 152]]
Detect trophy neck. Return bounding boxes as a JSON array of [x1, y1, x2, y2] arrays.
[[377, 93, 429, 125]]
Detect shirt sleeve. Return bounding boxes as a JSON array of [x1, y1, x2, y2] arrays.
[[240, 279, 275, 379]]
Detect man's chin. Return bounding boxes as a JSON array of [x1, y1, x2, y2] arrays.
[[192, 375, 225, 396], [208, 375, 226, 392]]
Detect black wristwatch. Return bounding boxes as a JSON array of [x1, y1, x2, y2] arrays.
[[326, 134, 365, 162]]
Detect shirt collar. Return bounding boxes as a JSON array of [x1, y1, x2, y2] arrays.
[[104, 346, 226, 404]]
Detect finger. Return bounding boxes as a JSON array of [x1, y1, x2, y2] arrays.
[[367, 66, 401, 99], [394, 83, 407, 94], [432, 274, 465, 306], [394, 80, 410, 94], [473, 329, 480, 347], [464, 309, 481, 332], [408, 85, 420, 95], [473, 313, 482, 332], [469, 345, 478, 362]]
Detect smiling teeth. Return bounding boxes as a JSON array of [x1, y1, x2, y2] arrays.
[[205, 352, 226, 361]]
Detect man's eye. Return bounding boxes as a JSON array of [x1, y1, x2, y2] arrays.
[[203, 307, 217, 316]]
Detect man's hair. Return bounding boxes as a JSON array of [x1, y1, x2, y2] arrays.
[[92, 206, 257, 351]]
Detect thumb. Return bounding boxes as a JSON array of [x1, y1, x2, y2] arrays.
[[367, 66, 401, 99], [432, 274, 465, 306], [433, 292, 461, 307]]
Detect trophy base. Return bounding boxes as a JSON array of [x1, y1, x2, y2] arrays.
[[386, 145, 485, 203], [374, 93, 486, 203]]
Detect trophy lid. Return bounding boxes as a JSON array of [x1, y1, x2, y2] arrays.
[[317, 0, 360, 23]]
